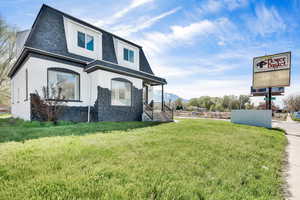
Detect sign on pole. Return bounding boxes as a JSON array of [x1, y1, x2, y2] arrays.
[[264, 97, 276, 101], [251, 86, 284, 96], [253, 52, 291, 89]]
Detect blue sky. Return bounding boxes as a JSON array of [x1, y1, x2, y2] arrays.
[[1, 0, 299, 106]]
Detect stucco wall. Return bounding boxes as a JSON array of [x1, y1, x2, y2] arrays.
[[231, 110, 272, 128], [11, 55, 143, 121], [11, 58, 31, 120]]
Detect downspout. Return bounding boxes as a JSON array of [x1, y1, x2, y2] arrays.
[[87, 73, 92, 123]]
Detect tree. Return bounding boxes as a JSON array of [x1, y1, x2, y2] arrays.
[[245, 102, 255, 110], [188, 98, 200, 107], [174, 98, 184, 110], [283, 95, 300, 112], [238, 95, 250, 109], [0, 16, 16, 105]]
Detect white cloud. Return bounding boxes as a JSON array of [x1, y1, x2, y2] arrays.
[[164, 77, 250, 99], [246, 4, 286, 36], [224, 0, 248, 10], [136, 17, 241, 53], [113, 7, 181, 37], [198, 0, 248, 14], [136, 20, 216, 52], [90, 0, 154, 27], [114, 0, 154, 18], [202, 0, 223, 13], [151, 63, 236, 79]]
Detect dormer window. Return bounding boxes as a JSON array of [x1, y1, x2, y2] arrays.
[[77, 31, 94, 51], [123, 48, 134, 63]]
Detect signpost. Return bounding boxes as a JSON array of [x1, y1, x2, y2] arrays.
[[252, 52, 291, 110], [251, 86, 284, 96]]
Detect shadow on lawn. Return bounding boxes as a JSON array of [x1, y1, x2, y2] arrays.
[[0, 118, 162, 143]]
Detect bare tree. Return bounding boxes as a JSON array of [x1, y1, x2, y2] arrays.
[[31, 85, 66, 123], [283, 95, 300, 113], [0, 16, 16, 105]]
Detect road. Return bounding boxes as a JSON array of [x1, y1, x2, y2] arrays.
[[273, 117, 300, 200]]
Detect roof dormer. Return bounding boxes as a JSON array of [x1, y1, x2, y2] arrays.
[[63, 17, 102, 60]]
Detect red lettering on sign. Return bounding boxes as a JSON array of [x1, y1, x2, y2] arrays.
[[267, 56, 287, 69]]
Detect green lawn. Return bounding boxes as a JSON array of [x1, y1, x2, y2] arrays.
[[0, 118, 286, 200], [0, 113, 11, 119]]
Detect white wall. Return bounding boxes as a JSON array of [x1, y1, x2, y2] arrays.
[[64, 17, 102, 60], [113, 37, 139, 71], [11, 61, 31, 120], [231, 110, 272, 128], [11, 56, 144, 120], [92, 69, 143, 91], [11, 56, 93, 120]]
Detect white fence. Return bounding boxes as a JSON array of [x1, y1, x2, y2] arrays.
[[231, 110, 272, 128]]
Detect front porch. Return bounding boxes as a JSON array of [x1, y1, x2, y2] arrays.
[[142, 82, 174, 122]]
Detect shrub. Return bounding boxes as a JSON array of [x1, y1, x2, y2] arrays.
[[31, 86, 66, 124]]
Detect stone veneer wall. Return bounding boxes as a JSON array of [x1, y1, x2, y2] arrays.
[[95, 86, 143, 121]]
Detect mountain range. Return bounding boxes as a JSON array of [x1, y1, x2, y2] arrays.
[[153, 90, 188, 102]]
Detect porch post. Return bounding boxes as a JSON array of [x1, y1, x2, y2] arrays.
[[161, 84, 164, 111]]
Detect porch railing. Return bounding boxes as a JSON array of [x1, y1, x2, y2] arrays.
[[163, 103, 174, 121], [143, 102, 153, 120]]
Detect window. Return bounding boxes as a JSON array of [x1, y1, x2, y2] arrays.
[[86, 34, 94, 51], [111, 79, 131, 106], [77, 31, 94, 51], [77, 31, 85, 48], [123, 48, 134, 63], [48, 69, 80, 101]]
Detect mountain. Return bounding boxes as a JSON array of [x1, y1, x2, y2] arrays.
[[153, 90, 188, 102]]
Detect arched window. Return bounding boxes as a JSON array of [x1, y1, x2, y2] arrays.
[[111, 78, 132, 106], [47, 68, 80, 101]]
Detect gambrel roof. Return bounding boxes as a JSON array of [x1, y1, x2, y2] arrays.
[[9, 4, 166, 85]]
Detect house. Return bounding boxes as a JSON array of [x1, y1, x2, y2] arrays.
[[8, 4, 172, 122]]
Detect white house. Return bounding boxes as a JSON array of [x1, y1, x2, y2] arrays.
[[9, 4, 172, 122]]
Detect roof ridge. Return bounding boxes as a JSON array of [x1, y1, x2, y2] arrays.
[[41, 4, 143, 48]]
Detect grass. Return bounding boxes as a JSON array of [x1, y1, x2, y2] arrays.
[[0, 118, 286, 200], [0, 118, 160, 143], [293, 118, 300, 122], [292, 115, 300, 122], [0, 113, 11, 119]]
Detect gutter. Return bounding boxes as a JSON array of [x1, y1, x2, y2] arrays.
[[85, 64, 167, 85]]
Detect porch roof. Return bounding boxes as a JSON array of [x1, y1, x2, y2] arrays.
[[85, 60, 167, 86]]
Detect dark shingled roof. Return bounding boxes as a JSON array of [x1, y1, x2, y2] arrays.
[[22, 4, 155, 75], [85, 60, 167, 85]]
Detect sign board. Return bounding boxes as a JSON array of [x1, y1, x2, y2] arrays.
[[251, 86, 284, 96], [264, 97, 276, 100], [253, 52, 291, 88]]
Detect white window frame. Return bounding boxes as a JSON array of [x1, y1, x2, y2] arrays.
[[123, 48, 134, 63], [47, 68, 80, 101], [77, 31, 94, 51]]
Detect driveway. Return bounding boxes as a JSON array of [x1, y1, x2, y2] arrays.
[[273, 117, 300, 200]]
